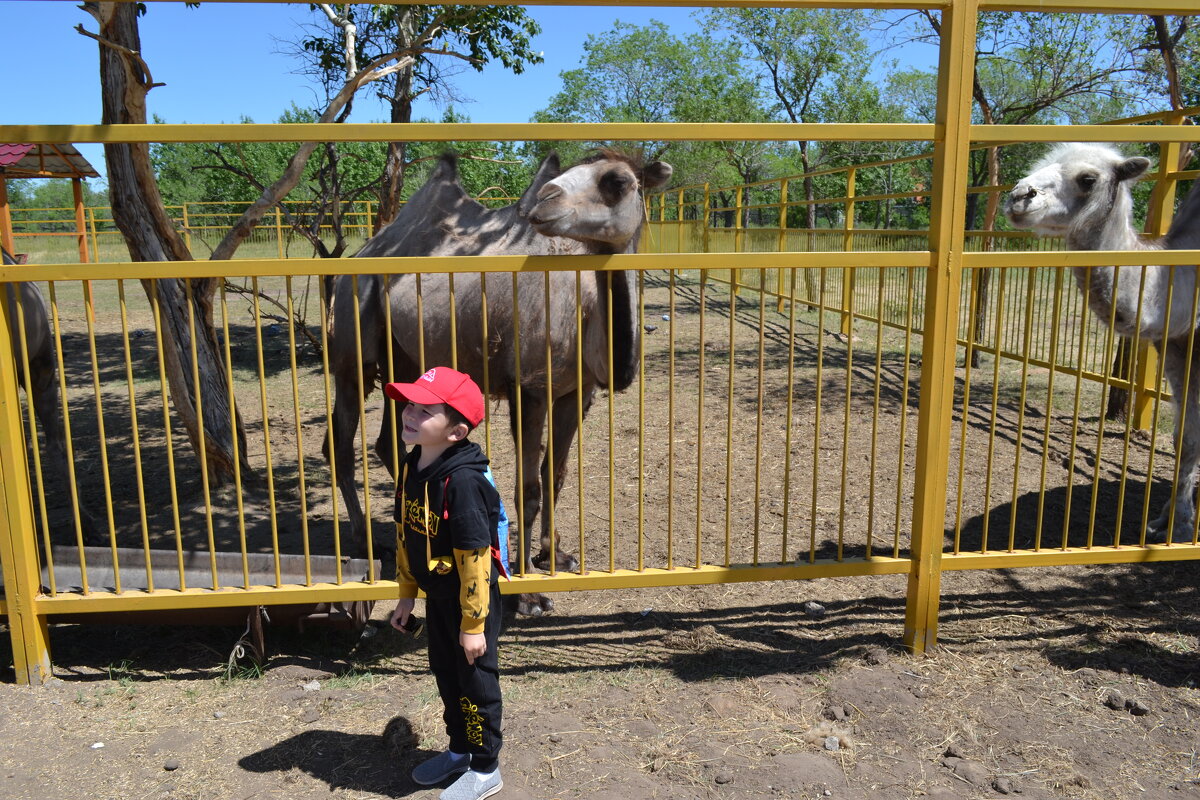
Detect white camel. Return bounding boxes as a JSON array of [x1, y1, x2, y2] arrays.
[[1005, 142, 1200, 541]]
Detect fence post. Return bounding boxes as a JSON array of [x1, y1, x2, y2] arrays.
[[1130, 130, 1184, 429], [841, 168, 857, 336], [0, 290, 52, 684], [905, 0, 977, 656]]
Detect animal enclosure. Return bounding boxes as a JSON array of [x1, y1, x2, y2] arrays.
[[3, 0, 1200, 688]]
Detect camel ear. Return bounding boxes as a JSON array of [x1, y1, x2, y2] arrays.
[[641, 161, 673, 191], [518, 152, 562, 217], [1115, 156, 1152, 183]]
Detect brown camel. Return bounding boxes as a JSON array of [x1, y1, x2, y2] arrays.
[[324, 150, 672, 615], [3, 246, 102, 546]]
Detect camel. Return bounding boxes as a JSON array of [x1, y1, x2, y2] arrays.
[[325, 150, 672, 614], [2, 246, 102, 546], [1005, 142, 1200, 540]]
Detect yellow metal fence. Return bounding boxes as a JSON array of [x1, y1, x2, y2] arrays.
[[3, 0, 1200, 685]]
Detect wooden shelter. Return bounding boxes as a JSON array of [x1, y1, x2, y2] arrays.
[[0, 143, 101, 263]]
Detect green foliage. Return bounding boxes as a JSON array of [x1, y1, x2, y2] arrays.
[[531, 19, 775, 191], [149, 106, 387, 209], [298, 5, 542, 113], [7, 178, 109, 232], [402, 108, 536, 203]]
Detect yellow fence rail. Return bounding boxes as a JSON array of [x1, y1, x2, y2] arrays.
[[3, 0, 1200, 685]]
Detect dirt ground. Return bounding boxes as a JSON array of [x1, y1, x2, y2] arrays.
[[3, 271, 1199, 799], [2, 562, 1199, 800]]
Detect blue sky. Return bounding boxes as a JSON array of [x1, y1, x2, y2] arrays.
[[1, 2, 711, 183]]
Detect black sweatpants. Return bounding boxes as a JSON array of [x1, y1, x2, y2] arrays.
[[425, 576, 503, 773]]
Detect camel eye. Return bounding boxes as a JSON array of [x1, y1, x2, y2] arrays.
[[1077, 174, 1097, 190], [599, 171, 633, 203]]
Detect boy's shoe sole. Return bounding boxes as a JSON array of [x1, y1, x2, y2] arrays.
[[439, 771, 503, 800]]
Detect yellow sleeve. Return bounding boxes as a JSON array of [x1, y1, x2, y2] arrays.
[[396, 523, 418, 599], [455, 546, 492, 634]]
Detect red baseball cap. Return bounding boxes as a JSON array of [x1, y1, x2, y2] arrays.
[[384, 367, 485, 427]]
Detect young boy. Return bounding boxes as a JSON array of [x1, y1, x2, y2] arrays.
[[386, 366, 507, 800]]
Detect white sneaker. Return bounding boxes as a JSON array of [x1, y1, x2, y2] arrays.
[[439, 768, 503, 800]]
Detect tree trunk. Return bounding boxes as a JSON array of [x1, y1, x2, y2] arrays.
[[89, 1, 248, 486], [376, 10, 418, 231]]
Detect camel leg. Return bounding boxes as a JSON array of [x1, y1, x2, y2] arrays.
[[1149, 336, 1200, 541], [326, 372, 371, 558], [534, 386, 593, 572], [507, 384, 556, 617], [508, 384, 547, 569]]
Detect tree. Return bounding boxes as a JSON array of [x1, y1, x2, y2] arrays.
[[703, 8, 880, 233], [292, 4, 542, 229], [78, 1, 249, 485], [532, 19, 776, 220]]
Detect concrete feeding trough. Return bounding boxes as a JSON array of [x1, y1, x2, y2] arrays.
[[3, 547, 382, 664]]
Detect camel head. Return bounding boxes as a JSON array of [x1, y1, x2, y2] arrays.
[[526, 149, 673, 250], [1005, 143, 1152, 237]]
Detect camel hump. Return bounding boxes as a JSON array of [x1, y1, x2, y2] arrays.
[[1166, 176, 1200, 251], [431, 152, 460, 183]]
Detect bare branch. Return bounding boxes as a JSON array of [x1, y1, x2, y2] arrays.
[[74, 23, 165, 91], [318, 3, 358, 78]]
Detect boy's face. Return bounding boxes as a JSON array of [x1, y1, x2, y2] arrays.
[[400, 401, 466, 448]]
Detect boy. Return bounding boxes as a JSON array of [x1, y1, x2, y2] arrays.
[[387, 366, 507, 800]]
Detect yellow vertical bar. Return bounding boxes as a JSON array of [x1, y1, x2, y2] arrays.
[[73, 179, 89, 264], [753, 270, 766, 564], [285, 276, 312, 583], [724, 263, 736, 568], [221, 282, 250, 587], [777, 178, 789, 312], [733, 186, 744, 293], [667, 269, 676, 569], [574, 271, 585, 574], [637, 271, 646, 570], [318, 279, 341, 582], [181, 203, 192, 255], [695, 269, 706, 568], [701, 184, 711, 287], [0, 282, 52, 684], [184, 281, 218, 589], [117, 280, 154, 589], [543, 272, 556, 575], [149, 283, 186, 588], [677, 189, 684, 254], [350, 275, 375, 578], [904, 0, 977, 655], [275, 207, 285, 260], [47, 284, 87, 584], [250, 279, 281, 583], [83, 281, 119, 587], [511, 273, 525, 576], [87, 207, 101, 263], [841, 168, 856, 336]]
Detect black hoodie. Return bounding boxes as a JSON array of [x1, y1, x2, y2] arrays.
[[394, 440, 504, 624]]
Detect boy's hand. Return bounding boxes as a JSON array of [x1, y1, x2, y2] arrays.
[[460, 631, 487, 664], [390, 598, 416, 632]]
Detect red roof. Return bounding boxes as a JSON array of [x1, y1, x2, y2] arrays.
[[0, 143, 35, 167], [0, 143, 99, 178]]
